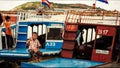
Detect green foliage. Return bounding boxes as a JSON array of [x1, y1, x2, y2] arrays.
[[12, 1, 92, 11]]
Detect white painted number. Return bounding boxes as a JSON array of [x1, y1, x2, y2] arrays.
[[46, 42, 55, 46], [98, 29, 102, 34], [103, 30, 108, 35]]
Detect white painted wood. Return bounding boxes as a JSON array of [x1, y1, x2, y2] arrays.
[[0, 28, 2, 50]]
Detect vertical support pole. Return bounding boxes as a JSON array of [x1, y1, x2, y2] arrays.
[[91, 28, 93, 41], [42, 24, 43, 34], [37, 25, 39, 35], [86, 29, 88, 43], [116, 11, 118, 25], [0, 28, 2, 50]]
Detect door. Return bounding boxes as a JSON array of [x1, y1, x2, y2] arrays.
[[92, 26, 116, 62]]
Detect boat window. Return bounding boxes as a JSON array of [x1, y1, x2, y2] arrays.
[[95, 35, 113, 51], [47, 28, 63, 40]]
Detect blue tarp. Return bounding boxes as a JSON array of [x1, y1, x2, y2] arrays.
[[21, 58, 104, 68]]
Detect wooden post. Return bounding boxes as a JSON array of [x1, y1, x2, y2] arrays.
[[0, 28, 2, 50], [116, 11, 118, 25]]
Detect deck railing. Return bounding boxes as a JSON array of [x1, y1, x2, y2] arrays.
[[17, 11, 66, 22], [65, 10, 120, 26], [17, 10, 120, 26]]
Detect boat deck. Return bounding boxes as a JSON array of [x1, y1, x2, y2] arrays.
[[0, 48, 61, 58], [21, 58, 104, 68]]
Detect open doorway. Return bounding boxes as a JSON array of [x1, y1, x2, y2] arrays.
[[27, 24, 46, 48]]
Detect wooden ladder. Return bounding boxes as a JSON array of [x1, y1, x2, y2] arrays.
[[61, 10, 80, 58]]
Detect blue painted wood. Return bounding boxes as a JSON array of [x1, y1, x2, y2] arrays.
[[16, 21, 64, 49], [0, 48, 61, 58], [45, 42, 63, 49], [16, 22, 28, 48], [18, 26, 28, 32], [17, 34, 27, 41], [16, 42, 26, 48]]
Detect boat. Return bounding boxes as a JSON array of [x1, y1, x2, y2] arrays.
[[0, 9, 120, 67]]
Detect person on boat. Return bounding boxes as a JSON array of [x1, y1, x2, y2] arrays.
[[76, 30, 81, 46], [26, 32, 42, 62], [80, 31, 84, 45], [0, 13, 3, 26], [4, 16, 14, 49], [76, 30, 84, 46]]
